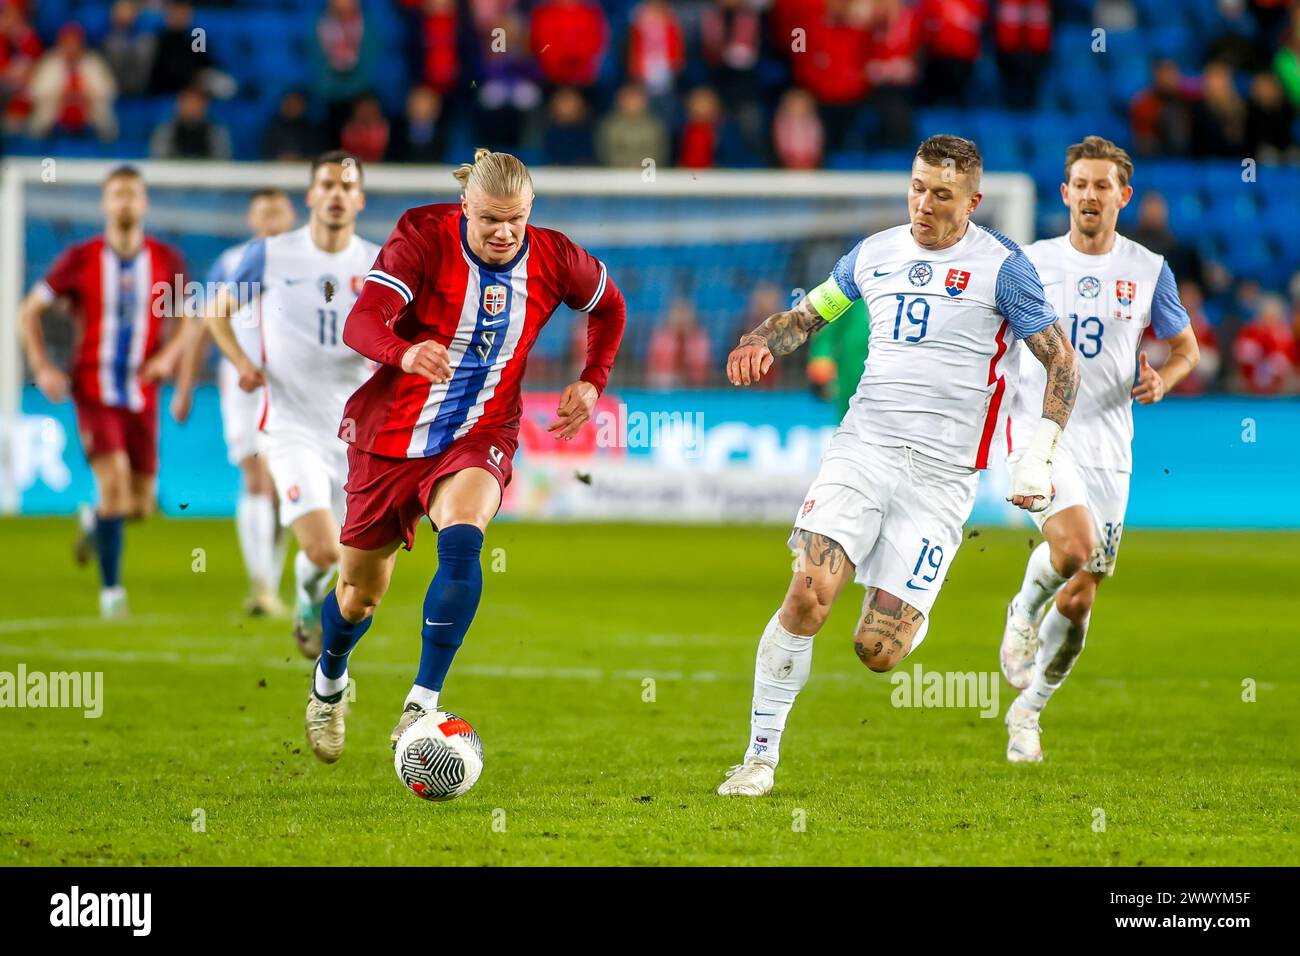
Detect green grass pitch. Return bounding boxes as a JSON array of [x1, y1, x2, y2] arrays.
[[0, 517, 1295, 866]]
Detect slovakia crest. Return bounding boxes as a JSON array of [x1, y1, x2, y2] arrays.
[[801, 498, 815, 517], [350, 275, 364, 294], [908, 262, 933, 287], [944, 268, 970, 297], [483, 284, 508, 317], [1077, 275, 1100, 298], [1116, 280, 1135, 306]]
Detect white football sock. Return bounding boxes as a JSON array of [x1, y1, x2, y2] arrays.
[[1012, 542, 1069, 622], [1017, 605, 1089, 713], [405, 685, 440, 711], [314, 660, 348, 698], [236, 493, 276, 588], [294, 550, 336, 606], [744, 609, 814, 767]]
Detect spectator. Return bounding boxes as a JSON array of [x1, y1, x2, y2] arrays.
[[149, 85, 230, 159], [1273, 4, 1300, 108], [701, 0, 764, 155], [1231, 294, 1297, 394], [262, 89, 322, 161], [1245, 71, 1294, 161], [340, 92, 389, 163], [678, 86, 738, 169], [530, 0, 608, 91], [647, 299, 713, 389], [1142, 281, 1220, 394], [102, 0, 157, 97], [389, 84, 447, 163], [772, 87, 824, 170], [865, 0, 920, 148], [149, 1, 232, 97], [414, 0, 460, 95], [0, 0, 43, 134], [472, 12, 542, 150], [596, 83, 669, 168], [1130, 59, 1195, 156], [1130, 191, 1206, 294], [28, 24, 117, 141], [1191, 61, 1247, 157], [918, 0, 987, 107], [791, 0, 871, 151], [994, 0, 1051, 111], [627, 0, 685, 118], [313, 0, 380, 140], [542, 86, 596, 165]]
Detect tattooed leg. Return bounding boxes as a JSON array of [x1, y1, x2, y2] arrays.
[[853, 587, 925, 672], [779, 530, 856, 636]]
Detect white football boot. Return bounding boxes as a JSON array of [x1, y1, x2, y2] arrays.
[[99, 586, 128, 621], [390, 701, 428, 749], [1005, 700, 1044, 763], [717, 757, 776, 796], [1000, 602, 1040, 690], [305, 684, 348, 763]]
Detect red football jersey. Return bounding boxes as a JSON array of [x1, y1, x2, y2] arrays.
[[342, 203, 616, 459], [38, 236, 186, 411]]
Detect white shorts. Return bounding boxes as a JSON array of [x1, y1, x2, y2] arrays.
[[218, 359, 266, 466], [265, 431, 348, 528], [790, 430, 979, 651], [1010, 444, 1130, 576]]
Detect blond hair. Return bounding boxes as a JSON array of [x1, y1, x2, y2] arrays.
[[1064, 136, 1134, 188], [453, 148, 533, 199]]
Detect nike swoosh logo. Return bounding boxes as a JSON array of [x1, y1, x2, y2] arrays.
[[873, 268, 892, 277], [905, 581, 929, 591], [753, 711, 775, 717], [284, 278, 305, 285], [425, 620, 453, 626], [482, 316, 507, 327]]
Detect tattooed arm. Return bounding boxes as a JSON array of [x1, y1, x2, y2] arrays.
[[1022, 320, 1080, 428], [726, 298, 828, 386]]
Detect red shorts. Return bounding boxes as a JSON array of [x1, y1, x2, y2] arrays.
[[74, 398, 159, 475], [341, 429, 518, 551]]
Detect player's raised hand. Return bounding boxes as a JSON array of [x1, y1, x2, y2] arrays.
[[34, 365, 69, 403], [547, 381, 598, 440], [1130, 351, 1165, 404], [236, 359, 266, 393], [726, 335, 774, 386], [401, 340, 452, 383]]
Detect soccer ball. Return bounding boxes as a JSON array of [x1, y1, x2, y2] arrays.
[[394, 711, 484, 801]]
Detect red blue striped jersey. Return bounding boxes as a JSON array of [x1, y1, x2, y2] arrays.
[[38, 236, 186, 411]]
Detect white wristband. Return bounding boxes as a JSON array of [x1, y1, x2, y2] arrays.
[[1026, 417, 1062, 464]]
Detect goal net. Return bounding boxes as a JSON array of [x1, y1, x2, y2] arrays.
[[0, 159, 1035, 519]]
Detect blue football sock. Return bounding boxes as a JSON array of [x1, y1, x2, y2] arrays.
[[95, 515, 124, 589], [416, 524, 484, 692], [320, 589, 372, 681]]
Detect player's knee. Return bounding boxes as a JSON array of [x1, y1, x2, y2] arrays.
[[852, 631, 908, 672], [302, 539, 341, 570], [336, 579, 380, 622], [1054, 539, 1094, 578], [781, 587, 832, 635]]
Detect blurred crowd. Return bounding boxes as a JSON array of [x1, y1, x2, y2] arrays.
[[1, 0, 1298, 394]]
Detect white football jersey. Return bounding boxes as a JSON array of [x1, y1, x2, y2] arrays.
[[822, 223, 1058, 469], [227, 225, 380, 443], [208, 240, 260, 372], [1009, 234, 1190, 473]]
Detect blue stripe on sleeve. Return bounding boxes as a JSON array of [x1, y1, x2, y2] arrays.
[[830, 240, 864, 301], [1150, 260, 1191, 339], [225, 238, 266, 288], [995, 249, 1057, 339]]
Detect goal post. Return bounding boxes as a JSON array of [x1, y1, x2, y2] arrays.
[[0, 157, 1036, 516]]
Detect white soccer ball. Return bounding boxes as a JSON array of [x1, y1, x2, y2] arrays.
[[394, 710, 484, 801]]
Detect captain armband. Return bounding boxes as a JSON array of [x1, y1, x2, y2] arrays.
[[805, 278, 855, 323]]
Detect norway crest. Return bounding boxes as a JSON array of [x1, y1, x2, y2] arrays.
[[483, 284, 508, 317]]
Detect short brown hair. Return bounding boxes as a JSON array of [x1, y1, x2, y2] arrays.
[[310, 149, 363, 185], [103, 164, 143, 188], [915, 135, 983, 190], [1064, 135, 1134, 188]]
